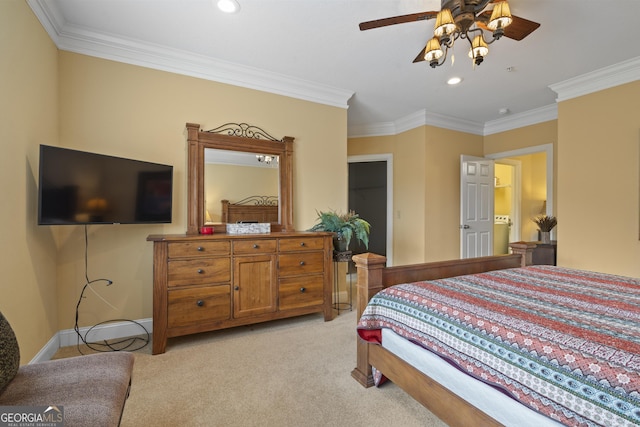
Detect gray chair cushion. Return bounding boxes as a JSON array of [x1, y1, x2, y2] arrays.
[[0, 352, 134, 427], [0, 311, 20, 392]]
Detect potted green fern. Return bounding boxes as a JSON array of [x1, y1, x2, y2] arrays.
[[532, 215, 557, 244], [309, 210, 371, 252]]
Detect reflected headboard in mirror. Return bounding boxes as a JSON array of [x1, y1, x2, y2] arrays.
[[221, 196, 278, 224], [186, 122, 294, 235]]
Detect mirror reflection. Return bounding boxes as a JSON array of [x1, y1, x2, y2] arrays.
[[204, 148, 279, 224]]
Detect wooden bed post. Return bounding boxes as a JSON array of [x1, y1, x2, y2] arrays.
[[509, 241, 537, 267], [351, 252, 386, 387]]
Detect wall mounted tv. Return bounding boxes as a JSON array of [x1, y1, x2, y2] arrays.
[[38, 145, 173, 225]]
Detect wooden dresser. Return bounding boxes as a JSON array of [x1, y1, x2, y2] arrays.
[[147, 232, 334, 354]]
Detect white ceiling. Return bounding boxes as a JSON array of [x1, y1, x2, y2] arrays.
[[28, 0, 640, 137]]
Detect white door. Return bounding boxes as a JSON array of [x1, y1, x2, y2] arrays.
[[460, 155, 494, 258]]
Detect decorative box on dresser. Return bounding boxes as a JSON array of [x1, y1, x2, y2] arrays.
[[147, 232, 334, 354]]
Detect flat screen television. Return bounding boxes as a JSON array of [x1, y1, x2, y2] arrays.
[[38, 145, 173, 225]]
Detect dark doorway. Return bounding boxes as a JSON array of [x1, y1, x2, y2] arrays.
[[348, 161, 387, 256]]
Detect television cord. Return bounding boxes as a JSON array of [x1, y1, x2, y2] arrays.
[[73, 225, 150, 354]]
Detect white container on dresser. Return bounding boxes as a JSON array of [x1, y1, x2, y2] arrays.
[[147, 231, 334, 354]]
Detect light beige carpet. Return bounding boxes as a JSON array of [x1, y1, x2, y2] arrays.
[[54, 310, 447, 427]]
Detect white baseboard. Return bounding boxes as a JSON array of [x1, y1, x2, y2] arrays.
[[30, 334, 61, 364], [31, 318, 152, 364]]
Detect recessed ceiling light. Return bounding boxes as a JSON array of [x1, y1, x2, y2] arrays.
[[447, 77, 462, 85], [217, 0, 240, 13]]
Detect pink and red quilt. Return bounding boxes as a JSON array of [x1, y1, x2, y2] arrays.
[[357, 265, 640, 426]]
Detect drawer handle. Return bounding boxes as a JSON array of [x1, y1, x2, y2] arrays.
[[299, 261, 305, 266], [197, 269, 204, 274], [234, 286, 240, 291], [300, 242, 305, 246], [196, 300, 204, 307], [300, 287, 306, 293], [253, 244, 259, 249], [197, 246, 204, 251]]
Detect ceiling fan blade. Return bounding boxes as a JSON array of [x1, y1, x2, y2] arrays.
[[477, 11, 540, 41], [359, 11, 438, 31], [413, 45, 427, 63]]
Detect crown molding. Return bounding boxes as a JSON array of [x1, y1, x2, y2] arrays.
[[348, 109, 484, 139], [423, 111, 483, 135], [349, 57, 637, 138], [483, 104, 557, 136], [347, 122, 398, 139], [349, 104, 556, 139], [27, 0, 353, 110], [27, 0, 636, 137], [549, 56, 640, 102], [394, 109, 485, 135]]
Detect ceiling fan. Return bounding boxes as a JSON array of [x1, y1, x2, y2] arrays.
[[359, 0, 540, 68]]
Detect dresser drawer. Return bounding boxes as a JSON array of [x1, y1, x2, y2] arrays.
[[168, 285, 231, 328], [233, 239, 277, 255], [168, 241, 230, 258], [278, 251, 324, 276], [278, 237, 325, 252], [168, 258, 231, 287], [279, 275, 324, 310]]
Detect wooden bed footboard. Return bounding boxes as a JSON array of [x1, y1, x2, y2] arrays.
[[351, 251, 532, 427]]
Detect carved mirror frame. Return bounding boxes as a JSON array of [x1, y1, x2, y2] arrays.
[[185, 122, 294, 235]]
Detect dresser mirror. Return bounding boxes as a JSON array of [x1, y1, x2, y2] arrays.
[[204, 148, 279, 223], [185, 122, 294, 235]]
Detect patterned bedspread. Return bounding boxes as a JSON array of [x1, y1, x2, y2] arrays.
[[357, 266, 640, 427]]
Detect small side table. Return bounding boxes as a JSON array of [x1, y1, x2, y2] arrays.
[[333, 250, 353, 314], [533, 241, 557, 265]]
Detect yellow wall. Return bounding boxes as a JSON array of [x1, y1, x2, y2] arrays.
[[484, 121, 557, 154], [556, 81, 640, 276], [425, 127, 484, 261], [4, 1, 639, 362], [484, 122, 557, 242], [0, 0, 60, 363], [2, 1, 347, 361], [494, 163, 512, 215], [55, 52, 347, 334], [349, 133, 425, 265], [348, 126, 482, 265], [349, 121, 555, 265], [205, 164, 279, 222], [512, 152, 547, 241]]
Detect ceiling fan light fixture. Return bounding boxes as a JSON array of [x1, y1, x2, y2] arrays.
[[358, 0, 541, 69], [487, 1, 513, 31], [469, 34, 489, 65], [434, 9, 456, 37], [424, 37, 444, 67]]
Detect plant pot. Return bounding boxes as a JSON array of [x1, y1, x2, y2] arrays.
[[333, 232, 348, 252], [540, 231, 551, 244]]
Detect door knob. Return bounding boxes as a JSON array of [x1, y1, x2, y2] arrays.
[[460, 225, 470, 229]]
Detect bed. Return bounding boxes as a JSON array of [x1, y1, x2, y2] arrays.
[[221, 195, 278, 224], [351, 251, 640, 427]]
